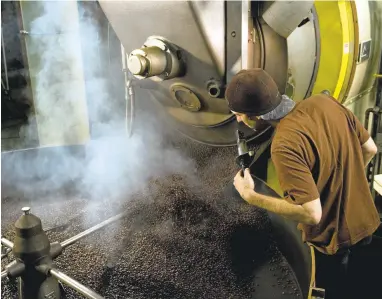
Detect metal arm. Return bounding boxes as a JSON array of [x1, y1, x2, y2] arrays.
[[1, 270, 8, 279], [60, 210, 128, 248], [1, 237, 14, 249], [49, 268, 104, 299]]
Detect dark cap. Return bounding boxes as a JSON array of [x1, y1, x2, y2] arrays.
[[225, 68, 281, 116]]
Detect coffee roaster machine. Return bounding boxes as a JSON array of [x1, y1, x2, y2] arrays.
[[2, 1, 382, 298]]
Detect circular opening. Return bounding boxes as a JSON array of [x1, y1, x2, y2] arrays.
[[208, 86, 220, 98]]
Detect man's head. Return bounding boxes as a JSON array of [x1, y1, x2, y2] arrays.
[[225, 68, 295, 128]]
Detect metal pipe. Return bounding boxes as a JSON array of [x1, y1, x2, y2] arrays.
[[121, 44, 135, 138], [1, 238, 14, 249], [50, 268, 104, 299], [60, 211, 128, 249], [1, 28, 9, 90], [4, 260, 17, 270], [1, 248, 11, 259], [126, 79, 135, 138], [1, 270, 8, 279]]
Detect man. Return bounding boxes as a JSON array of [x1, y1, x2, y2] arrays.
[[226, 68, 381, 299]]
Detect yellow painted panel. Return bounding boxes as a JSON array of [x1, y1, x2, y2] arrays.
[[333, 1, 354, 100], [312, 1, 343, 97], [311, 0, 356, 102], [266, 159, 284, 197]]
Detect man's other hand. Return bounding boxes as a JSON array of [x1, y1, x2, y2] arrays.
[[234, 168, 255, 198]]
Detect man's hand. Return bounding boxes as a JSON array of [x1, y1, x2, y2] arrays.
[[233, 168, 255, 199]]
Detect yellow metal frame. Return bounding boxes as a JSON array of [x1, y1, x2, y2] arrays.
[[311, 0, 357, 102]]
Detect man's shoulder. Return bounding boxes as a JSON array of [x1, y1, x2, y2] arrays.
[[271, 127, 299, 153], [298, 93, 341, 111]]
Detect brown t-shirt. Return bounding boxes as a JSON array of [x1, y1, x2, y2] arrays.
[[271, 94, 380, 255]]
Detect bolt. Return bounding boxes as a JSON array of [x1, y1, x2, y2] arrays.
[[22, 207, 31, 215], [231, 31, 236, 37]]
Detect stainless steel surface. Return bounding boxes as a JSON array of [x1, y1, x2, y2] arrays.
[[241, 0, 253, 69], [259, 20, 288, 94], [262, 1, 314, 38], [304, 7, 321, 99], [1, 238, 13, 250], [226, 1, 242, 83], [345, 1, 381, 102], [50, 268, 104, 299], [1, 270, 8, 279], [189, 0, 225, 77], [343, 0, 382, 113], [60, 211, 128, 248], [98, 0, 245, 144], [97, 0, 291, 144], [358, 39, 372, 63], [286, 10, 318, 101]]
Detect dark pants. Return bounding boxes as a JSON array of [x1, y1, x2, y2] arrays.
[[314, 236, 372, 299]]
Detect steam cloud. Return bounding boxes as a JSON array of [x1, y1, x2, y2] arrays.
[[2, 1, 196, 224]]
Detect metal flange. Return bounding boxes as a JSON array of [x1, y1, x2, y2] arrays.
[[127, 36, 185, 80]]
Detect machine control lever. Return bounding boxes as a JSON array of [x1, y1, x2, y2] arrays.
[[235, 129, 254, 174]]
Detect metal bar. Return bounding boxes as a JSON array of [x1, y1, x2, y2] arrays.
[[1, 28, 9, 90], [1, 270, 8, 279], [60, 211, 128, 248], [4, 260, 17, 270], [50, 268, 104, 299], [241, 0, 250, 69], [1, 248, 11, 259], [1, 238, 14, 249]]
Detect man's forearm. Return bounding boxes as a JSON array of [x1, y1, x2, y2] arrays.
[[243, 189, 316, 225]]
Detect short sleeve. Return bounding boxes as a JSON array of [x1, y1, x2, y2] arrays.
[[347, 109, 370, 145], [272, 147, 320, 205]]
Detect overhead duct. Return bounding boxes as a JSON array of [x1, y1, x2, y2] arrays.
[[262, 1, 314, 38]]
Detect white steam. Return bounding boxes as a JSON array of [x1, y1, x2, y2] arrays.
[[2, 1, 195, 225]]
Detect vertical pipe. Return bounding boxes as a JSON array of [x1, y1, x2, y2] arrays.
[[1, 28, 9, 90]]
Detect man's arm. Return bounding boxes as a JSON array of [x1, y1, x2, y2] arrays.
[[347, 109, 378, 167], [362, 137, 378, 168], [243, 187, 321, 225]]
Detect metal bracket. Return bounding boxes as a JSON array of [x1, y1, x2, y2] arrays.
[[310, 287, 326, 299], [358, 39, 372, 64]]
